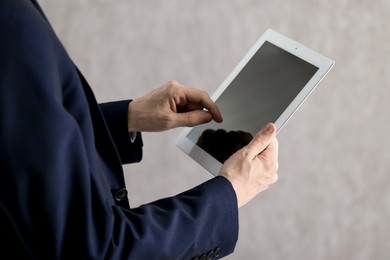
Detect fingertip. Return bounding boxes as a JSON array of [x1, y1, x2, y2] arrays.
[[208, 105, 223, 123], [214, 113, 223, 123], [262, 123, 276, 134]]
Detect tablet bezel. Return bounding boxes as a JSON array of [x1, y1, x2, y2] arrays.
[[175, 29, 334, 176]]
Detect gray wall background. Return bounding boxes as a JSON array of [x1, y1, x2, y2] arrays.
[[39, 0, 390, 259]]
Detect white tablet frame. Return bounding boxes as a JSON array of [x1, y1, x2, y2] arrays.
[[175, 29, 334, 176]]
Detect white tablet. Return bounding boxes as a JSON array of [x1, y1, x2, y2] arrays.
[[175, 29, 334, 176]]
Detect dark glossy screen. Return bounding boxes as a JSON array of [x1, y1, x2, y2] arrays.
[[187, 41, 318, 163]]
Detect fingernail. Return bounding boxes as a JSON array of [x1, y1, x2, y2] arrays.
[[263, 123, 275, 133]]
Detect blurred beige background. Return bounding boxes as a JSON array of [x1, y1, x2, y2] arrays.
[[39, 0, 390, 259]]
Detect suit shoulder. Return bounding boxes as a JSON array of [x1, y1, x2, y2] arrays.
[[0, 0, 58, 58]]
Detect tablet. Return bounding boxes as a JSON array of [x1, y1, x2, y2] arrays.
[[175, 29, 334, 176]]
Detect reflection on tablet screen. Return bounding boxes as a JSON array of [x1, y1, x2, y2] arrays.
[[187, 41, 319, 163]]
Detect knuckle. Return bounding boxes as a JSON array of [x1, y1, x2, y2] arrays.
[[263, 158, 278, 174], [166, 80, 178, 86], [241, 147, 252, 158], [270, 173, 278, 184], [271, 160, 279, 173], [165, 80, 180, 93], [184, 113, 196, 127], [199, 89, 208, 97]]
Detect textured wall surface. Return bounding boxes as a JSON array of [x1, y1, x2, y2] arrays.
[[39, 0, 390, 259]]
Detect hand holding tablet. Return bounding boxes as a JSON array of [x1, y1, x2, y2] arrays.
[[219, 122, 279, 207], [175, 29, 335, 176]]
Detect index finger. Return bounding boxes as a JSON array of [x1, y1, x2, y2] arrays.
[[184, 87, 223, 123]]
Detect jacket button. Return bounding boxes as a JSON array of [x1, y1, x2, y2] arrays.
[[114, 188, 128, 202]]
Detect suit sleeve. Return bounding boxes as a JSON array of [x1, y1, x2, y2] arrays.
[[99, 100, 143, 164], [117, 176, 239, 260]]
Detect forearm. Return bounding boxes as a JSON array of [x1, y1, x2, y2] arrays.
[[118, 176, 239, 259]]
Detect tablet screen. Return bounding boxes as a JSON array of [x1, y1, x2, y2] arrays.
[[186, 41, 319, 163]]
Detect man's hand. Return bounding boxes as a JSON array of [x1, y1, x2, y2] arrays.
[[219, 123, 279, 208], [128, 80, 223, 132]]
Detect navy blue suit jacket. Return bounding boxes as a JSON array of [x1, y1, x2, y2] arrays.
[[0, 0, 238, 259]]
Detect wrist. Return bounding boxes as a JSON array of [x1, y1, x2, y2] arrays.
[[127, 100, 138, 132], [127, 100, 140, 132]]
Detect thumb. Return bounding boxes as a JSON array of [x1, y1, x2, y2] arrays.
[[174, 110, 213, 127], [245, 123, 276, 158]]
